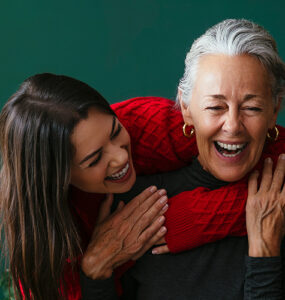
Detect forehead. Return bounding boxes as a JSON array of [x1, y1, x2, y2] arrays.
[[71, 108, 113, 159], [193, 54, 271, 98]]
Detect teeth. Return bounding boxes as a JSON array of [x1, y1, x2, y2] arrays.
[[217, 141, 245, 150], [108, 163, 129, 180], [221, 150, 242, 157]]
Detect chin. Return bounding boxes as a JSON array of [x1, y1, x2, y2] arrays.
[[213, 169, 248, 182], [114, 173, 136, 194]]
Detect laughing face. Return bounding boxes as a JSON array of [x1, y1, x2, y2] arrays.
[[181, 54, 280, 182], [70, 108, 136, 193]]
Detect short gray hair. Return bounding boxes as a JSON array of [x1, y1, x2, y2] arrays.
[[178, 19, 285, 106]]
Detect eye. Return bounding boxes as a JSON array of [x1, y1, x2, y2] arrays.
[[88, 152, 102, 167], [111, 123, 122, 140], [242, 107, 262, 112], [206, 106, 224, 110]]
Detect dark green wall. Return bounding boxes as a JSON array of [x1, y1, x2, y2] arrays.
[[0, 0, 285, 297], [1, 0, 285, 123]]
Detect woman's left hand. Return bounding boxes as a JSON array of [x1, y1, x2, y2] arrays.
[[246, 154, 285, 257], [151, 237, 169, 254]]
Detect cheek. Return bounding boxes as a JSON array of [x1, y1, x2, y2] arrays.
[[122, 128, 131, 144], [71, 164, 106, 189]]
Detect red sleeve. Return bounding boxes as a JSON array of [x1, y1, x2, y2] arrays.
[[112, 98, 285, 253], [111, 97, 198, 174]]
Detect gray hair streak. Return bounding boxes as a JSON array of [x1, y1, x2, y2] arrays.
[[178, 19, 285, 106]]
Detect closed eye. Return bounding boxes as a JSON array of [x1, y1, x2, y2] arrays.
[[243, 107, 262, 112], [88, 152, 102, 167], [111, 123, 122, 140], [206, 106, 224, 110]]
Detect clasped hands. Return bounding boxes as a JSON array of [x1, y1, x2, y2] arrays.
[[81, 186, 168, 279]]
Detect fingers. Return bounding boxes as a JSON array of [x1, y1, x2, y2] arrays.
[[272, 154, 285, 192], [97, 194, 114, 223], [122, 188, 168, 226], [151, 244, 170, 255], [132, 217, 167, 260], [248, 170, 259, 196], [260, 157, 273, 192], [133, 194, 168, 233], [120, 186, 159, 218], [116, 201, 125, 212]]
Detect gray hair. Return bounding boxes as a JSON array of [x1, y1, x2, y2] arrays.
[[178, 19, 285, 106]]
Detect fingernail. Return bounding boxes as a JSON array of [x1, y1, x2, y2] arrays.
[[152, 249, 158, 254], [280, 154, 285, 160], [158, 189, 166, 196], [160, 226, 167, 233], [150, 186, 157, 193], [160, 196, 168, 205], [159, 216, 165, 223], [265, 157, 272, 163], [161, 204, 168, 212]]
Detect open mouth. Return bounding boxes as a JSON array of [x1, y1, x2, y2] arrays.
[[214, 141, 248, 158], [106, 162, 130, 181]]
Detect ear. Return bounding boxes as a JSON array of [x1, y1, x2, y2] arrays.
[[179, 91, 194, 125], [269, 96, 282, 129]]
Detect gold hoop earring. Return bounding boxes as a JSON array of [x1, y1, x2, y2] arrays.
[[267, 126, 279, 141], [183, 123, 195, 138]]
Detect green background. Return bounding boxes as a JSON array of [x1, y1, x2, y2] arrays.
[[1, 0, 285, 124], [1, 0, 285, 297]]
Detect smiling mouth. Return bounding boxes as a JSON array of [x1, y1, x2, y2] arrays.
[[106, 162, 130, 181], [214, 141, 248, 158]]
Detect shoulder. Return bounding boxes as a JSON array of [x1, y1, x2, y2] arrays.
[[111, 96, 176, 111], [111, 96, 181, 120]]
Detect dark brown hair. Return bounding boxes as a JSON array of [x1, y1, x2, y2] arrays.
[[0, 73, 115, 299]]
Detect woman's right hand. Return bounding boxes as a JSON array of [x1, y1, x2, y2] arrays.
[[81, 186, 168, 279], [246, 154, 285, 257]]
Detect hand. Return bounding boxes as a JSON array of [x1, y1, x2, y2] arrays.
[[151, 237, 170, 254], [81, 186, 169, 279], [246, 154, 285, 257]]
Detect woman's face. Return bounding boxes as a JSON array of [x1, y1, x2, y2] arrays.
[[70, 108, 136, 193], [181, 54, 280, 182]]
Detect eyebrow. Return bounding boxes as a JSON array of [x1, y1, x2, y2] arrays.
[[206, 94, 259, 101], [78, 116, 117, 166]]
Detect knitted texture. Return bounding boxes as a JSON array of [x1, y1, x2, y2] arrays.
[[113, 97, 285, 252], [112, 97, 197, 174], [62, 97, 285, 299]]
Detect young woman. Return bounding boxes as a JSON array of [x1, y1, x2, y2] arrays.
[[0, 74, 169, 299]]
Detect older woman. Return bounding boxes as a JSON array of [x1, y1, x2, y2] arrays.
[[81, 19, 285, 299]]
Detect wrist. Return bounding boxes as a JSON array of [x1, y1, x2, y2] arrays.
[[248, 238, 281, 257], [81, 251, 114, 280]]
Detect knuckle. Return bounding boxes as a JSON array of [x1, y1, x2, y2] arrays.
[[140, 214, 151, 225]]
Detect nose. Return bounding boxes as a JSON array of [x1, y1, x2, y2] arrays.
[[222, 108, 243, 136], [108, 145, 128, 168]]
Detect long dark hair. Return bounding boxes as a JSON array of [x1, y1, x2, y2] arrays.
[[0, 73, 115, 299]]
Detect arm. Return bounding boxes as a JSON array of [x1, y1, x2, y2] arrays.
[[79, 188, 168, 299], [80, 271, 118, 300], [243, 155, 285, 299], [113, 98, 285, 253], [244, 256, 283, 300]]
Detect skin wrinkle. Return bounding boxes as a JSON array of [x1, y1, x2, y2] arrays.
[[181, 54, 280, 182]]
